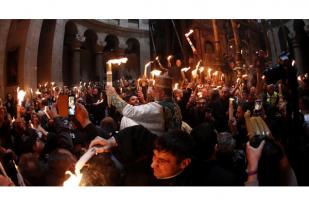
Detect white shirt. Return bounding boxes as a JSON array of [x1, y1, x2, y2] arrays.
[[120, 102, 165, 136]]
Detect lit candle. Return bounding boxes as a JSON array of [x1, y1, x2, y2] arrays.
[[150, 69, 162, 79], [185, 29, 197, 54], [173, 83, 179, 91], [44, 106, 51, 119], [221, 74, 224, 81], [106, 57, 128, 107], [63, 147, 97, 187], [144, 61, 153, 78], [167, 55, 173, 67], [191, 69, 198, 80], [17, 89, 26, 106], [207, 68, 212, 78], [181, 67, 190, 80]]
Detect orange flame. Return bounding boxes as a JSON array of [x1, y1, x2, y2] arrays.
[[173, 83, 179, 90], [17, 89, 26, 106], [151, 70, 162, 77], [107, 57, 128, 65], [181, 67, 190, 72], [185, 29, 194, 37]]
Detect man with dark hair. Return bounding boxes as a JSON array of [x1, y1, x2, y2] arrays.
[[150, 130, 193, 185], [79, 153, 123, 186], [89, 126, 194, 186]]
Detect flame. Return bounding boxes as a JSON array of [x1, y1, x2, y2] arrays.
[[221, 74, 224, 81], [63, 171, 83, 187], [236, 77, 241, 84], [173, 83, 179, 90], [44, 82, 48, 87], [261, 75, 265, 80], [185, 29, 194, 37], [195, 60, 202, 70], [12, 117, 15, 124], [35, 90, 41, 95], [17, 89, 26, 106], [199, 66, 204, 73], [151, 70, 162, 77], [107, 57, 128, 65], [51, 82, 55, 86], [242, 74, 248, 78], [144, 61, 153, 77], [63, 147, 97, 187], [208, 68, 212, 76], [213, 71, 218, 76], [292, 60, 295, 67], [197, 92, 203, 98], [191, 69, 198, 78], [298, 75, 302, 81], [167, 55, 173, 61], [181, 67, 190, 72]]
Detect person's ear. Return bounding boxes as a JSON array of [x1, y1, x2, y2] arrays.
[[180, 158, 191, 170]]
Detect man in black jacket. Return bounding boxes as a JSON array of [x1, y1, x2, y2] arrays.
[[89, 126, 194, 186]]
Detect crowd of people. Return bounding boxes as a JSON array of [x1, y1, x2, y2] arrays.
[[1, 51, 309, 186]]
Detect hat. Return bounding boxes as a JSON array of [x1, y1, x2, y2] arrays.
[[154, 75, 173, 89]]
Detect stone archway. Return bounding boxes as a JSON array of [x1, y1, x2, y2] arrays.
[[62, 21, 79, 86], [125, 38, 140, 79], [37, 20, 56, 85], [81, 29, 98, 82]]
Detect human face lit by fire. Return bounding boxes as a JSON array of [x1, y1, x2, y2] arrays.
[[151, 150, 187, 179]]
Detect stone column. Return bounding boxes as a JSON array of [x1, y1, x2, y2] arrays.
[[231, 20, 242, 67], [289, 31, 304, 74], [0, 20, 11, 99], [95, 41, 104, 82], [71, 34, 85, 85], [211, 19, 222, 68]]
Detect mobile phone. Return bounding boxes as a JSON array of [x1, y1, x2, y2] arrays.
[[57, 95, 69, 117], [68, 96, 76, 116], [254, 99, 263, 116]]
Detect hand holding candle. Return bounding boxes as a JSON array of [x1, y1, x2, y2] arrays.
[[106, 57, 128, 107]]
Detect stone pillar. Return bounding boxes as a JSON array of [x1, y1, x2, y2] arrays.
[[211, 19, 222, 68], [0, 20, 11, 99], [267, 30, 277, 65], [139, 20, 149, 30], [231, 20, 242, 67], [23, 20, 43, 91], [119, 20, 128, 28], [71, 34, 85, 85], [51, 20, 67, 86], [95, 41, 105, 82], [139, 36, 151, 77], [289, 31, 304, 74]]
